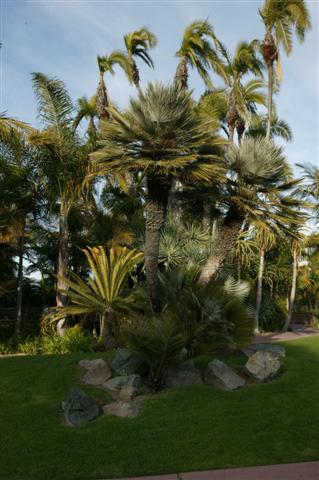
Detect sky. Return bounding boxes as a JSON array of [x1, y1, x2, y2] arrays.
[[1, 0, 319, 172]]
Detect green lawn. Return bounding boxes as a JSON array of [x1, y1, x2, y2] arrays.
[[1, 337, 319, 480]]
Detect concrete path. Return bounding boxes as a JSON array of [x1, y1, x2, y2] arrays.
[[105, 461, 319, 480], [253, 326, 319, 343]]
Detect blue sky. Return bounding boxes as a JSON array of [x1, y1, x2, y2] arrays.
[[2, 0, 319, 170]]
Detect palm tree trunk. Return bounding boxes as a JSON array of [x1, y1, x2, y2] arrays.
[[96, 73, 109, 122], [56, 204, 69, 336], [255, 247, 265, 334], [145, 176, 172, 313], [175, 57, 188, 89], [198, 211, 243, 286], [15, 221, 26, 338], [100, 312, 116, 350], [202, 201, 211, 232], [283, 248, 298, 332], [266, 64, 273, 140]]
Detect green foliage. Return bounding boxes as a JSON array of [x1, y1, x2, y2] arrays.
[[0, 339, 17, 355]]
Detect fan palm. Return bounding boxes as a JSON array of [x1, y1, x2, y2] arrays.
[[47, 246, 143, 345], [175, 20, 226, 89], [259, 0, 311, 138], [91, 82, 225, 312], [246, 113, 292, 141], [123, 27, 157, 93], [29, 72, 93, 334], [198, 137, 303, 285]]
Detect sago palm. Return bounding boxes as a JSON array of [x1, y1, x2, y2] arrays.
[[47, 246, 143, 346], [91, 82, 225, 312], [259, 0, 311, 138], [123, 27, 157, 93], [175, 20, 226, 89]]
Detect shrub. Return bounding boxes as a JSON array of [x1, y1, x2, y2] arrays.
[[0, 339, 17, 355], [18, 337, 42, 355], [41, 326, 94, 354]]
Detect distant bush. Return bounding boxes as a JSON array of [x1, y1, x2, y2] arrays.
[[0, 339, 17, 355]]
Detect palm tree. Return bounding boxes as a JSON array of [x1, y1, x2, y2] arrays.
[[198, 137, 303, 285], [246, 113, 292, 142], [95, 52, 127, 121], [283, 238, 302, 332], [175, 20, 226, 89], [259, 0, 311, 139], [47, 246, 143, 347], [73, 95, 98, 140], [0, 112, 34, 140], [254, 225, 276, 333], [29, 73, 92, 335], [219, 40, 265, 143], [91, 82, 225, 313], [123, 27, 157, 93]]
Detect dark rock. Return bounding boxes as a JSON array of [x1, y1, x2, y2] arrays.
[[64, 388, 100, 427], [79, 359, 112, 386], [242, 343, 286, 358], [111, 348, 149, 376], [206, 359, 245, 390], [165, 361, 203, 388]]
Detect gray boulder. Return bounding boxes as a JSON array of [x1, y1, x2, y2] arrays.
[[102, 374, 142, 395], [206, 359, 245, 390], [102, 400, 139, 419], [63, 388, 100, 427], [244, 351, 282, 383], [165, 360, 203, 388], [80, 359, 112, 386], [111, 348, 149, 376], [242, 343, 286, 358]]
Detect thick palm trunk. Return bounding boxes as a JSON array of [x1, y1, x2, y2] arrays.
[[56, 205, 69, 336], [283, 249, 298, 332], [255, 247, 265, 334], [145, 176, 172, 313], [198, 212, 243, 286], [100, 312, 116, 350], [202, 201, 211, 232], [15, 223, 25, 338], [175, 57, 188, 89]]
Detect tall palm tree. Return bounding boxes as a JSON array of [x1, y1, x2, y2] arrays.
[[95, 52, 127, 121], [198, 137, 303, 285], [219, 40, 265, 143], [91, 82, 225, 313], [29, 73, 92, 335], [175, 20, 226, 89], [283, 237, 302, 332], [123, 27, 157, 93], [259, 0, 311, 139], [73, 95, 98, 140], [0, 112, 34, 140], [246, 113, 292, 142], [254, 225, 276, 333]]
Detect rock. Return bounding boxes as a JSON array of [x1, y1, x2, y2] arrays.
[[64, 388, 100, 427], [119, 385, 136, 401], [165, 360, 203, 388], [244, 351, 282, 383], [102, 374, 142, 395], [102, 401, 139, 419], [206, 359, 245, 390], [242, 344, 286, 358], [111, 348, 149, 376], [80, 359, 112, 386]]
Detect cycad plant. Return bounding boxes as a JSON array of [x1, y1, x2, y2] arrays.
[[259, 0, 311, 138], [91, 82, 225, 312], [47, 246, 143, 346], [175, 20, 226, 89]]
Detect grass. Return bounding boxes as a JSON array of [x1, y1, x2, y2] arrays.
[[1, 337, 319, 480]]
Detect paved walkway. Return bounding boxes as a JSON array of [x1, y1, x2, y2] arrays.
[[253, 326, 319, 343], [106, 461, 319, 480]]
